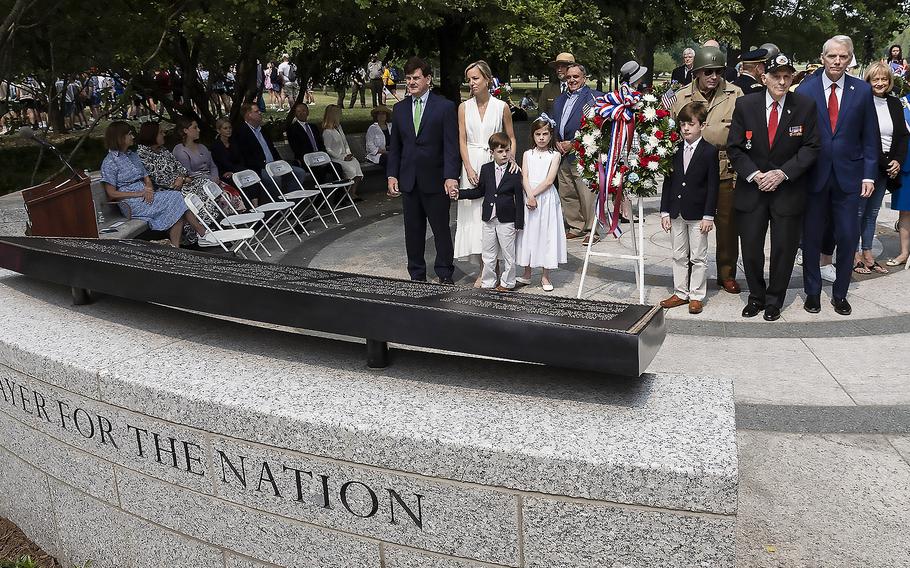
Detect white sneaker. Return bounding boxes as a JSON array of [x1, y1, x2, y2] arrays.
[[795, 248, 803, 266], [197, 231, 220, 247], [516, 276, 531, 285], [820, 263, 836, 282]]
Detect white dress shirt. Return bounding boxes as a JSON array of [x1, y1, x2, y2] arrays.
[[745, 93, 790, 184], [820, 72, 845, 110]]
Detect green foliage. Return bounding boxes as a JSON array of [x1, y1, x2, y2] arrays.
[[653, 51, 675, 75], [0, 555, 39, 568]]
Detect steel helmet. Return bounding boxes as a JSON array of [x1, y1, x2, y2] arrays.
[[760, 43, 780, 60], [693, 46, 727, 72]]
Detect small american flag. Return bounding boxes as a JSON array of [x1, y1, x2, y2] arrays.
[[661, 88, 677, 111]]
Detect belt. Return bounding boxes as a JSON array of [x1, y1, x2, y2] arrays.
[[466, 142, 489, 151]]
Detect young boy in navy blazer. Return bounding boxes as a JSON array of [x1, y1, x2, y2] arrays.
[[659, 102, 720, 314], [452, 132, 524, 291]]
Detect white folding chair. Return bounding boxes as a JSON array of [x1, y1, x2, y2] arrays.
[[202, 181, 271, 257], [231, 169, 303, 252], [184, 194, 261, 260], [302, 151, 361, 222], [264, 160, 329, 232]]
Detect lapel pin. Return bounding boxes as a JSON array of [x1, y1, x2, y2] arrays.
[[849, 85, 855, 90], [787, 109, 791, 114]]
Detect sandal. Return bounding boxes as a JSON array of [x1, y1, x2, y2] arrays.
[[869, 261, 889, 274], [885, 258, 908, 267], [853, 261, 871, 274]]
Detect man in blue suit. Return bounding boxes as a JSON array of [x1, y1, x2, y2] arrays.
[[796, 35, 880, 316], [387, 57, 461, 283], [553, 63, 604, 245]]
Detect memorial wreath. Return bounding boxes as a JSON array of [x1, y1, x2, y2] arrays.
[[572, 84, 678, 235]]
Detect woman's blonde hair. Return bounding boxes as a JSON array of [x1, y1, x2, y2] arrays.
[[864, 61, 894, 92], [322, 104, 341, 130], [464, 60, 493, 83]]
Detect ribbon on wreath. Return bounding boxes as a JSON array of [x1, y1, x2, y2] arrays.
[[592, 84, 640, 237]]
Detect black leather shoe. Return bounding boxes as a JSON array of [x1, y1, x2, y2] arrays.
[[742, 301, 764, 318], [804, 294, 821, 313], [831, 297, 852, 316], [438, 277, 455, 285], [763, 305, 781, 321]]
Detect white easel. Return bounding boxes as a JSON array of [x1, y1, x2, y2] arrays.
[[576, 194, 646, 304]]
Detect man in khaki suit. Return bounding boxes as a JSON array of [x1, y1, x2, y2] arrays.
[[671, 45, 744, 293], [538, 52, 574, 116]]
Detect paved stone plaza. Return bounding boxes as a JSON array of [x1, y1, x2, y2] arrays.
[[0, 182, 909, 566]]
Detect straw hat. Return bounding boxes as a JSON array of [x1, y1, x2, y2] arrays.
[[371, 105, 392, 120], [549, 52, 576, 68]]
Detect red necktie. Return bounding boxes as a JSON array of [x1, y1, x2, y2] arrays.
[[828, 84, 839, 132], [768, 101, 779, 147]]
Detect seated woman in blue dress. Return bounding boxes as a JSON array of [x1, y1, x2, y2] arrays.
[[100, 121, 216, 248]]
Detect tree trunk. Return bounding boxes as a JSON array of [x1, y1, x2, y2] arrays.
[[436, 14, 466, 103], [637, 34, 656, 89]]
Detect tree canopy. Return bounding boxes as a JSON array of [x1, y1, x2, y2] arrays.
[[1, 0, 908, 133]]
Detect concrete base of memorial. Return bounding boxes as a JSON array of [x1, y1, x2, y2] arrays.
[[0, 269, 737, 568]]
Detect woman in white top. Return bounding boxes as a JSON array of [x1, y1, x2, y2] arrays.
[[365, 105, 392, 169], [455, 60, 518, 286], [322, 104, 364, 201], [855, 62, 910, 273]]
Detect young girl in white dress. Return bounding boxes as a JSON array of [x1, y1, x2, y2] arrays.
[[516, 117, 567, 291], [455, 60, 518, 286]]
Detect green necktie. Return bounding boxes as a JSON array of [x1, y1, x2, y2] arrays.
[[413, 98, 423, 134]]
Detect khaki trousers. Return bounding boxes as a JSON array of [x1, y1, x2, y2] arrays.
[[557, 160, 596, 234], [670, 217, 709, 301], [714, 178, 739, 281]]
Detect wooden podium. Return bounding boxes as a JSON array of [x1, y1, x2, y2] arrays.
[[22, 172, 97, 238]]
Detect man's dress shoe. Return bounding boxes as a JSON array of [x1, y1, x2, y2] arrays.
[[742, 301, 764, 318], [831, 297, 852, 316], [804, 294, 821, 313], [718, 279, 741, 294], [763, 305, 781, 321]]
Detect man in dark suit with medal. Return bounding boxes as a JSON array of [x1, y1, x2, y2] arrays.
[[387, 57, 460, 283], [728, 54, 821, 320]]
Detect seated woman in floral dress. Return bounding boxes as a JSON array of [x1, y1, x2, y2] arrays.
[[100, 121, 214, 248], [136, 121, 221, 244]]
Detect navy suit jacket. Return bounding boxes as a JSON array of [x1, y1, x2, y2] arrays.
[[660, 139, 719, 220], [232, 122, 280, 174], [287, 120, 326, 163], [553, 86, 604, 161], [795, 72, 880, 193], [458, 162, 525, 229], [387, 91, 460, 193]]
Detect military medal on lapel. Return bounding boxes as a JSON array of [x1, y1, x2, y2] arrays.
[[745, 130, 753, 150]]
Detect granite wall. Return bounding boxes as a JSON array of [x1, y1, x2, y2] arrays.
[[0, 269, 737, 567]]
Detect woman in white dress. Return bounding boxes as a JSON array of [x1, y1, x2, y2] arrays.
[[322, 104, 364, 201], [516, 117, 567, 291], [456, 60, 518, 286]]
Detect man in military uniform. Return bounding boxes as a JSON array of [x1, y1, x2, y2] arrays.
[[671, 46, 745, 293], [733, 47, 769, 95], [538, 52, 574, 116]]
